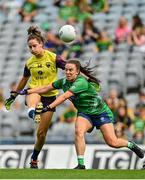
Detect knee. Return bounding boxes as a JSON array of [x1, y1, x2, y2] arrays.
[[37, 130, 46, 141], [75, 128, 85, 140]]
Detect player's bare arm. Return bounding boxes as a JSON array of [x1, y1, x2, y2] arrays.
[[49, 90, 74, 109], [12, 76, 29, 97], [27, 83, 54, 95]]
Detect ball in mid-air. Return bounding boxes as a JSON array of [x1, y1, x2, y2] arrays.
[[59, 25, 76, 43]]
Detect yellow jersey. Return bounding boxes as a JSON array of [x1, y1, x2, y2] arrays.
[[24, 50, 64, 97]]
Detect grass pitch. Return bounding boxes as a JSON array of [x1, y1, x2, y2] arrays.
[[0, 169, 145, 179]]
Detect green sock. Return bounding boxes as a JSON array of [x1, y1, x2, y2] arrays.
[[78, 155, 84, 166], [128, 141, 134, 149]]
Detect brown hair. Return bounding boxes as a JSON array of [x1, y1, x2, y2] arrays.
[[83, 18, 94, 28], [132, 14, 143, 30], [27, 26, 45, 44], [66, 59, 100, 84], [74, 0, 93, 13]]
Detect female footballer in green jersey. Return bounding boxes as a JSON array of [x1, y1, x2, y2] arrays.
[[4, 26, 66, 169], [17, 59, 144, 169]]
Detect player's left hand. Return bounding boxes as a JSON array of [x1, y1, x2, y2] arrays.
[[5, 95, 16, 110]]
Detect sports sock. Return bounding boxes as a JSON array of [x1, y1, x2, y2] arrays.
[[28, 108, 35, 119], [77, 155, 84, 166], [127, 141, 134, 149], [31, 149, 40, 161]]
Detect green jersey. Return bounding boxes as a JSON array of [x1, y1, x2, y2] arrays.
[[92, 0, 105, 12], [53, 75, 110, 115]]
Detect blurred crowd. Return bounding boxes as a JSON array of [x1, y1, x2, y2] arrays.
[[0, 0, 145, 144], [0, 0, 145, 55]]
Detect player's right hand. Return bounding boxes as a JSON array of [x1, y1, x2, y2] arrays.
[[42, 106, 53, 113], [16, 89, 28, 95], [5, 95, 16, 110]]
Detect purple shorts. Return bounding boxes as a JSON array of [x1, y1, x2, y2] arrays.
[[41, 96, 56, 112], [25, 96, 56, 112]]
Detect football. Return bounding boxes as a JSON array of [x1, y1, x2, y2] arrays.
[[59, 25, 76, 43]]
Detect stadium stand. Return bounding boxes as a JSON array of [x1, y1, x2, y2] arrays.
[[0, 0, 145, 144]]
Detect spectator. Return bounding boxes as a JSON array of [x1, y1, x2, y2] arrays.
[[105, 89, 126, 119], [58, 0, 77, 22], [115, 16, 131, 44], [66, 17, 79, 28], [133, 131, 144, 144], [116, 105, 132, 128], [18, 0, 38, 22], [61, 37, 83, 59], [95, 30, 114, 52], [58, 103, 77, 123], [135, 89, 145, 118], [131, 104, 145, 144], [132, 14, 144, 31], [136, 89, 145, 109], [128, 14, 145, 51], [114, 122, 127, 139], [105, 89, 120, 119], [90, 0, 109, 13], [129, 27, 145, 52], [74, 0, 93, 22], [82, 18, 100, 44]]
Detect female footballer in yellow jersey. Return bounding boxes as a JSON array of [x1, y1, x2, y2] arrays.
[[5, 26, 66, 169]]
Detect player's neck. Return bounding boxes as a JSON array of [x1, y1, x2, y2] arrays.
[[35, 49, 45, 58]]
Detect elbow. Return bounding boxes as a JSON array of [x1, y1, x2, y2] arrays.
[[62, 95, 68, 101], [62, 94, 69, 101]]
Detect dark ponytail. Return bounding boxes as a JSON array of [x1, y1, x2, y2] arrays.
[[80, 64, 100, 85], [27, 25, 45, 44]]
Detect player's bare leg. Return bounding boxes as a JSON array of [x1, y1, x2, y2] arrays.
[[74, 116, 92, 169], [26, 93, 41, 120], [35, 111, 53, 150], [30, 111, 53, 168], [100, 123, 144, 158]]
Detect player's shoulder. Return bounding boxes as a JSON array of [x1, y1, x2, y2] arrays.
[[45, 50, 57, 61], [74, 75, 89, 87], [26, 56, 34, 66], [77, 75, 88, 83]]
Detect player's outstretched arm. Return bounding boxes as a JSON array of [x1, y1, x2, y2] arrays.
[[48, 90, 74, 109], [27, 84, 54, 94], [15, 83, 55, 96], [42, 91, 74, 113]]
